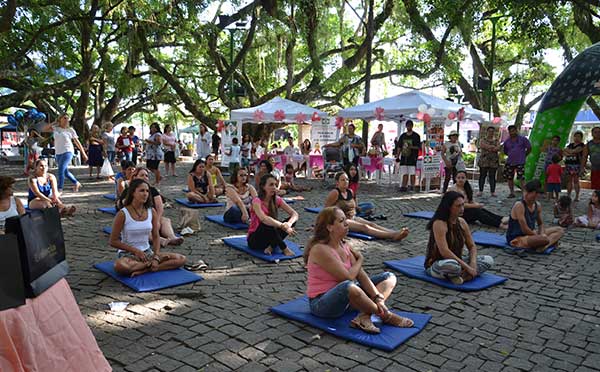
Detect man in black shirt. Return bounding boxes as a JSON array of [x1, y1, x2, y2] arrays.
[[396, 120, 420, 191]]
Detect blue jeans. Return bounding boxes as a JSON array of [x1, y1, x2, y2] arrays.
[[224, 205, 244, 223], [56, 152, 78, 190], [107, 151, 116, 164], [123, 152, 132, 162], [309, 272, 394, 318], [356, 202, 374, 217]]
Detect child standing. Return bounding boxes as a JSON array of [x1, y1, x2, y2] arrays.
[[575, 190, 600, 229], [227, 137, 241, 174], [546, 154, 563, 200], [564, 131, 584, 201], [553, 195, 573, 227]]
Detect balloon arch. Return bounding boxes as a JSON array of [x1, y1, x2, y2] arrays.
[[525, 42, 600, 183]]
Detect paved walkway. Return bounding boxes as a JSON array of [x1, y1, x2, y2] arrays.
[[5, 161, 600, 371]]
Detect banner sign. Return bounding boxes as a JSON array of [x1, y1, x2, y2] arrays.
[[310, 117, 339, 149], [220, 120, 242, 166], [422, 154, 441, 177], [426, 117, 445, 150]]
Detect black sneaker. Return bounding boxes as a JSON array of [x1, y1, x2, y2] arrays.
[[399, 187, 408, 192]]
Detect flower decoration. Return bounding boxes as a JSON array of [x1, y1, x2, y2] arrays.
[[416, 112, 424, 120], [492, 117, 502, 124], [274, 109, 286, 121], [374, 106, 385, 121], [311, 111, 321, 122], [423, 113, 431, 124], [447, 112, 456, 120], [253, 109, 265, 122], [217, 119, 225, 132], [294, 112, 307, 123], [335, 116, 345, 129]]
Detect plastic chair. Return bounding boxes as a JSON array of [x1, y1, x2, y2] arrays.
[[322, 147, 344, 187]]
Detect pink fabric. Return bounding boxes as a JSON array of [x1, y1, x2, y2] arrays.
[[259, 154, 287, 170], [248, 196, 283, 235], [307, 243, 353, 298], [359, 156, 384, 172], [0, 279, 111, 372], [309, 155, 324, 168]]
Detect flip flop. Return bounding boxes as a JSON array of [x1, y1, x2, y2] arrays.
[[184, 260, 208, 271]]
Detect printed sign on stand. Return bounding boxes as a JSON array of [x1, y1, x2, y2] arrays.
[[311, 117, 339, 150], [422, 154, 441, 192], [220, 120, 242, 167]]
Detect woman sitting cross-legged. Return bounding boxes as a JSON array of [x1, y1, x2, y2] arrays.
[[305, 206, 414, 334], [506, 180, 564, 252], [28, 159, 76, 217], [117, 167, 183, 246], [224, 167, 257, 224], [324, 172, 409, 241], [426, 191, 495, 285], [248, 174, 299, 256], [110, 179, 186, 277], [186, 159, 217, 204], [449, 170, 509, 229]]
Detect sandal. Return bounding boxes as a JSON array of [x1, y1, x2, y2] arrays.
[[350, 315, 381, 334], [382, 311, 414, 328], [184, 260, 208, 271]]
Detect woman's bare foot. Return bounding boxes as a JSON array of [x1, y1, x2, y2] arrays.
[[73, 182, 82, 192], [263, 246, 273, 255], [282, 247, 295, 256], [393, 228, 410, 241], [168, 237, 184, 246], [500, 222, 508, 230]]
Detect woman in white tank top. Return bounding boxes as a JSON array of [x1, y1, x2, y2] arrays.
[[109, 179, 186, 277], [0, 176, 26, 232]]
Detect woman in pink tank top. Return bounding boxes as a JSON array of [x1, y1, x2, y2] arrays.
[[304, 207, 414, 334]]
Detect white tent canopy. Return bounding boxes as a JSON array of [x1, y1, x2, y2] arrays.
[[230, 97, 329, 124], [338, 90, 490, 122]]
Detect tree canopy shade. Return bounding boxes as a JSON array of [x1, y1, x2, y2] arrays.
[[1, 0, 600, 138]]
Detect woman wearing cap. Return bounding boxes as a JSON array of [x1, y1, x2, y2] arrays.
[[506, 180, 564, 252], [441, 130, 462, 193]]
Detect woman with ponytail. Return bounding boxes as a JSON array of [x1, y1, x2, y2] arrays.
[[449, 170, 508, 229]]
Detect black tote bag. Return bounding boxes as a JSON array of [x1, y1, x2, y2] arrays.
[[5, 207, 69, 297], [0, 234, 26, 310]]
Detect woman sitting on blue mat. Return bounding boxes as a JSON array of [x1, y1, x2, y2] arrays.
[[118, 167, 184, 246], [449, 171, 508, 229], [110, 179, 186, 277], [224, 167, 257, 224], [506, 180, 564, 253], [304, 206, 414, 334], [324, 172, 409, 241], [248, 174, 298, 256], [28, 159, 76, 217], [346, 164, 375, 218], [205, 154, 227, 197], [186, 159, 217, 204], [426, 191, 494, 285], [115, 160, 136, 198]]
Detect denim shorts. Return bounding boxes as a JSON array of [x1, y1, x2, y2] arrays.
[[546, 183, 561, 193], [309, 272, 394, 318], [117, 249, 153, 260]]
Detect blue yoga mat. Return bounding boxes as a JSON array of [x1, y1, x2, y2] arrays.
[[596, 234, 600, 242], [404, 211, 434, 220], [304, 207, 323, 214], [175, 198, 225, 208], [102, 194, 117, 201], [384, 256, 507, 291], [94, 261, 203, 292], [205, 215, 248, 230], [283, 198, 296, 204], [347, 231, 378, 241], [98, 207, 118, 215], [222, 236, 302, 262], [472, 231, 555, 254], [270, 296, 431, 351]]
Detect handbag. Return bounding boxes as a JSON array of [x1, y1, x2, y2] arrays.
[[100, 158, 114, 177], [5, 207, 69, 297], [0, 234, 26, 310]]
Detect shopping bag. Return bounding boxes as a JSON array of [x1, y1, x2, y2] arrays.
[[0, 234, 26, 310], [100, 158, 114, 177], [178, 208, 201, 232], [5, 207, 69, 297]]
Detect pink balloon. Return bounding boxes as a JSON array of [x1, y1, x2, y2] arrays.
[[416, 112, 424, 120], [447, 112, 456, 120]]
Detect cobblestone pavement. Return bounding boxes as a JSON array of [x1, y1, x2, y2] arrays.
[[5, 161, 600, 372]]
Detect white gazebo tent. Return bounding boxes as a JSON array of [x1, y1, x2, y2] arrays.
[[338, 90, 489, 123], [230, 96, 328, 124]]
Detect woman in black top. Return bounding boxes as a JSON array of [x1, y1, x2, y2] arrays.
[[186, 159, 216, 203]]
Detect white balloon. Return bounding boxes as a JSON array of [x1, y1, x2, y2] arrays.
[[418, 104, 428, 113], [427, 107, 436, 116]]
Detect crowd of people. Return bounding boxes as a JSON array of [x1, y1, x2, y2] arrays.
[[9, 116, 600, 336]]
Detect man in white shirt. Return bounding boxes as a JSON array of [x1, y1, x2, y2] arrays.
[[196, 124, 212, 160], [283, 137, 299, 156]]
